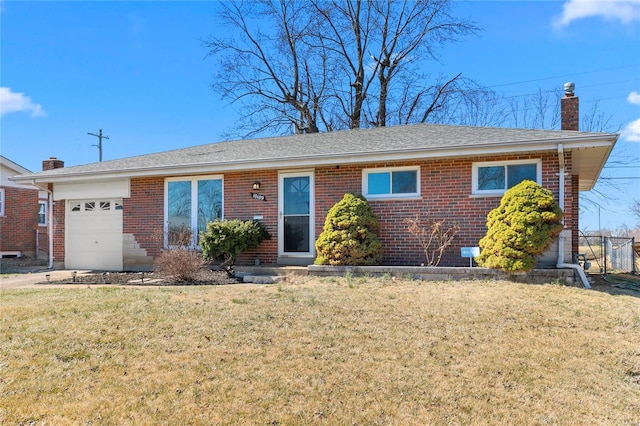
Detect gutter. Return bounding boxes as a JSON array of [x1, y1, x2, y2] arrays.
[[556, 144, 590, 288], [10, 133, 618, 185]]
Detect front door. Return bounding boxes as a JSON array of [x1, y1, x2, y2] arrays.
[[278, 171, 314, 263]]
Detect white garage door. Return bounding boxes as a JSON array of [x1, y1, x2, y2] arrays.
[[66, 199, 123, 271]]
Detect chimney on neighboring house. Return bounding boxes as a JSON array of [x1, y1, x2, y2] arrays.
[[42, 157, 64, 171], [561, 82, 579, 131]]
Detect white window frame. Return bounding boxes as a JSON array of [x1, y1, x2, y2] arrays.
[[472, 159, 542, 196], [362, 166, 421, 200], [164, 175, 224, 247], [38, 200, 47, 226], [0, 188, 4, 216]]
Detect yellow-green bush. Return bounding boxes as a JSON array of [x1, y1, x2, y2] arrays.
[[477, 180, 563, 272], [315, 194, 382, 265]]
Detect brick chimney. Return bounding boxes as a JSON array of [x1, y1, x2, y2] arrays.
[[42, 157, 64, 171], [561, 82, 579, 131]]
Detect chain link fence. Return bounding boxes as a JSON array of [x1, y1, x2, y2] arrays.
[[578, 234, 638, 274]]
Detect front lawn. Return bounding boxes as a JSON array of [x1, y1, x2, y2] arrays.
[[2, 277, 639, 424]]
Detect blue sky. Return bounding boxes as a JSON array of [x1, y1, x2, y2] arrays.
[[1, 0, 639, 231]]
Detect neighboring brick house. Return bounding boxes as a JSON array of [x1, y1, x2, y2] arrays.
[[0, 156, 50, 259], [11, 86, 617, 275]]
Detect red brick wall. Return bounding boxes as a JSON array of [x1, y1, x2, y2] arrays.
[[314, 151, 565, 266], [225, 170, 279, 265], [0, 186, 39, 256], [123, 177, 165, 257], [64, 149, 571, 268], [51, 195, 65, 265], [122, 174, 282, 266]]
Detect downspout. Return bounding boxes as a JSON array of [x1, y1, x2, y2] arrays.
[[556, 144, 591, 288], [47, 190, 54, 270]]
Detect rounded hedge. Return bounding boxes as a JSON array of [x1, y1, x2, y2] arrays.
[[477, 180, 563, 273], [314, 193, 382, 266]]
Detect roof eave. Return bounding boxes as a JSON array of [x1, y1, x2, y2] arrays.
[[575, 134, 619, 191], [11, 133, 618, 184]]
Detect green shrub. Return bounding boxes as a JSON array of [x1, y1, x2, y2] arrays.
[[200, 219, 269, 277], [314, 194, 382, 266], [477, 180, 563, 272]]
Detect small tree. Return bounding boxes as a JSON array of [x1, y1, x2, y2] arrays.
[[200, 219, 269, 277], [477, 180, 563, 273], [405, 214, 460, 266], [315, 194, 382, 266]]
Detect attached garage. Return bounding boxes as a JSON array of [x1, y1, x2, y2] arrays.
[[66, 199, 123, 271]]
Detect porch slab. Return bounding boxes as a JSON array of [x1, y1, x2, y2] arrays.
[[236, 266, 309, 277], [241, 275, 286, 284]]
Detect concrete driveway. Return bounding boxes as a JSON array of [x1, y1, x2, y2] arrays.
[[0, 270, 90, 290]]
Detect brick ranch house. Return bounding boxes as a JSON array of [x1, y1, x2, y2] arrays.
[[1, 155, 50, 259], [11, 87, 617, 276]]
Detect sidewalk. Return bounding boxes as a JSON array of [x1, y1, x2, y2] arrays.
[[1, 270, 90, 290]]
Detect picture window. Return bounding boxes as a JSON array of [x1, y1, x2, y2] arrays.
[[165, 176, 223, 247]]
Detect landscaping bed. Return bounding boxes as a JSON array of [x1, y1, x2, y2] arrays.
[[44, 269, 240, 286]]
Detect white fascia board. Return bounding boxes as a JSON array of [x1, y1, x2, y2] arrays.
[[0, 156, 32, 175], [53, 179, 131, 201], [574, 134, 619, 191]]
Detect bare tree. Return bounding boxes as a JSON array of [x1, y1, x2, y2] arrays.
[[365, 0, 478, 127], [412, 78, 508, 127], [631, 200, 640, 222], [205, 0, 479, 136], [204, 0, 328, 137]]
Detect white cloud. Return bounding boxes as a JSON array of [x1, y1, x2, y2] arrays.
[[554, 0, 640, 27], [628, 91, 640, 105], [0, 87, 46, 117], [622, 118, 640, 142]]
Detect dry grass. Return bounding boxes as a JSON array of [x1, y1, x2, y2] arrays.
[[1, 277, 639, 425]]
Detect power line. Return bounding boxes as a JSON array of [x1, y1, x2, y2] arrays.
[[487, 64, 640, 89], [599, 177, 640, 180]]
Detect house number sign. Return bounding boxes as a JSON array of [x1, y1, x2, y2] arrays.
[[251, 192, 266, 201]]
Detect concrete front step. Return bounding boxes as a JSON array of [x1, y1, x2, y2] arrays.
[[235, 266, 307, 284], [235, 266, 308, 277], [241, 275, 285, 284]]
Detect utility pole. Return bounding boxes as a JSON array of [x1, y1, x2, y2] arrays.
[[87, 129, 110, 161]]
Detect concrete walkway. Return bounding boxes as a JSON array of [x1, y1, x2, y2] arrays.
[[0, 270, 90, 290]]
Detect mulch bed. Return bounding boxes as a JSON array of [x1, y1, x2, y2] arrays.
[[46, 270, 241, 286]]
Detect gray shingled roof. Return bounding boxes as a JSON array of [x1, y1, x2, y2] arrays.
[[12, 123, 617, 182]]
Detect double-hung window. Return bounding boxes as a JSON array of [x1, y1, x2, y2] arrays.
[[363, 166, 420, 200], [165, 176, 223, 247], [472, 160, 541, 195]]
